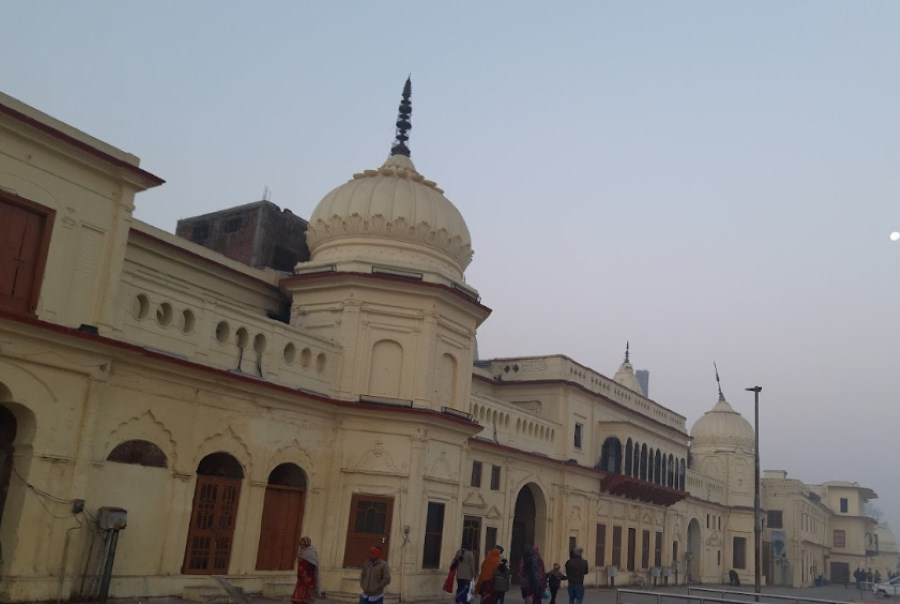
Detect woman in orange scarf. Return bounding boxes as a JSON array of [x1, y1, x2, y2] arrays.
[[476, 546, 503, 604]]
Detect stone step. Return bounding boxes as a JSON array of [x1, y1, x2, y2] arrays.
[[262, 580, 295, 599], [183, 584, 232, 604]]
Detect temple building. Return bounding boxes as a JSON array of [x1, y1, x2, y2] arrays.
[[0, 83, 896, 602]]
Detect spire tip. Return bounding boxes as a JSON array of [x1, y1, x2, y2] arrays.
[[390, 77, 413, 157]]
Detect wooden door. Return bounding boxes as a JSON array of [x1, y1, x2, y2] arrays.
[[343, 494, 393, 568], [183, 476, 242, 574], [256, 485, 306, 570], [0, 196, 53, 316]]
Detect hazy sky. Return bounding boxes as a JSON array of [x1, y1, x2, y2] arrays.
[[4, 2, 899, 530]]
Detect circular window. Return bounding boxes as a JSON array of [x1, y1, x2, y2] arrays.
[[315, 352, 326, 373], [133, 294, 150, 320], [215, 321, 230, 344], [253, 333, 267, 354], [283, 343, 297, 364], [300, 348, 312, 368], [156, 302, 173, 326], [235, 327, 249, 349], [181, 309, 196, 334]]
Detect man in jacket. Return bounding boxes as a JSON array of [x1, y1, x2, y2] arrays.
[[453, 542, 478, 603], [360, 546, 391, 604], [564, 548, 589, 604]]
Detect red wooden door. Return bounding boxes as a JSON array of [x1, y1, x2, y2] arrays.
[[183, 476, 242, 574], [343, 495, 393, 567], [256, 485, 306, 570], [0, 196, 52, 315]]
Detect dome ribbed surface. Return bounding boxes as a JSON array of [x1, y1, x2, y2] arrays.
[[306, 155, 473, 279], [690, 398, 755, 448]]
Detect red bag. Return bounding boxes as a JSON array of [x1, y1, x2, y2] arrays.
[[443, 567, 457, 593]]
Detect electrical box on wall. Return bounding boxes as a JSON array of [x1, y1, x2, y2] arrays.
[[97, 507, 127, 530]]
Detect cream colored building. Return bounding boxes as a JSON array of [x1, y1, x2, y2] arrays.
[[0, 87, 895, 603], [761, 471, 832, 586]]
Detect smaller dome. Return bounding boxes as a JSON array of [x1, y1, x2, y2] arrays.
[[690, 397, 755, 449], [613, 360, 644, 394]]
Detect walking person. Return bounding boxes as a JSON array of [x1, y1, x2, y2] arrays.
[[292, 537, 320, 604], [453, 542, 478, 604], [476, 546, 503, 604], [564, 548, 589, 604], [360, 546, 391, 604], [493, 559, 511, 604], [547, 563, 567, 604], [518, 545, 547, 604]]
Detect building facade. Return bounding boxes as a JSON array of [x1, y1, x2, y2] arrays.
[[0, 88, 896, 603]]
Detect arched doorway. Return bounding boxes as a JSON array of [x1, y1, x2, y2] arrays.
[[510, 483, 547, 582], [256, 463, 307, 570], [686, 518, 702, 583], [0, 405, 17, 529], [183, 452, 244, 574]]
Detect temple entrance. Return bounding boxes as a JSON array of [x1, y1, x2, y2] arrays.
[[686, 518, 702, 582], [510, 483, 546, 583], [183, 453, 244, 574], [256, 463, 307, 570]]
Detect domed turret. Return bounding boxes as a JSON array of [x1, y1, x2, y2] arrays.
[[303, 78, 473, 283], [612, 342, 644, 394], [690, 397, 755, 449], [690, 365, 754, 449]]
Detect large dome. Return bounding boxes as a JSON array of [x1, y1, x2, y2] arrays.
[[305, 154, 473, 281], [690, 397, 755, 449]]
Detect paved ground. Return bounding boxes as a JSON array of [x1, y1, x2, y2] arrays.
[[88, 584, 893, 604]]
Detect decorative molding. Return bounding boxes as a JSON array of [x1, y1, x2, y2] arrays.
[[568, 505, 584, 529], [307, 213, 473, 268], [194, 425, 253, 474], [462, 490, 488, 509], [344, 440, 406, 476], [425, 451, 456, 482], [103, 409, 177, 467]]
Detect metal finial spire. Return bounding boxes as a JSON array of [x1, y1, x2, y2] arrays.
[[390, 76, 412, 157], [624, 341, 630, 364], [714, 361, 724, 401]]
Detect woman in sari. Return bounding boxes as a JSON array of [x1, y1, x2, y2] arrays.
[[476, 546, 503, 604], [518, 545, 546, 604], [292, 536, 320, 604]]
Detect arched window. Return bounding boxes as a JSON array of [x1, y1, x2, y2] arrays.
[[632, 442, 641, 477], [197, 451, 244, 478], [639, 444, 648, 480], [624, 438, 633, 475], [654, 450, 662, 485], [659, 453, 669, 487], [668, 454, 675, 487], [679, 458, 686, 490], [599, 437, 622, 474], [648, 448, 655, 483], [107, 439, 168, 468]]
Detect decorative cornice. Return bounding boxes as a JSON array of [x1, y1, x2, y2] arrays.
[[307, 213, 474, 268]]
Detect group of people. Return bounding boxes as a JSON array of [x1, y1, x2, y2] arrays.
[[289, 537, 391, 604], [288, 537, 592, 604], [853, 567, 882, 589], [450, 542, 590, 604]]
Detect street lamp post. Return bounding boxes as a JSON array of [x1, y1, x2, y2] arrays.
[[746, 386, 762, 601]]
